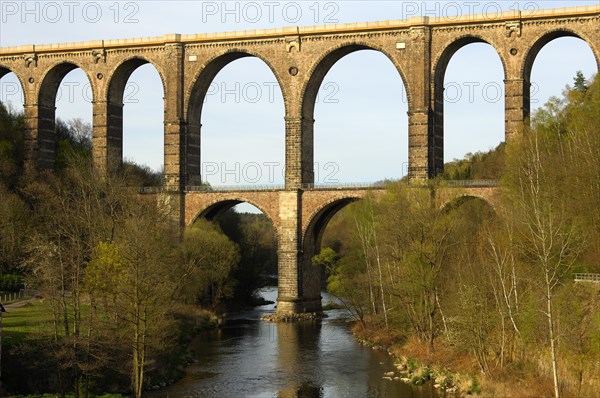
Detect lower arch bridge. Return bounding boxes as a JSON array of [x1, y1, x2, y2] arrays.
[[146, 181, 500, 314]]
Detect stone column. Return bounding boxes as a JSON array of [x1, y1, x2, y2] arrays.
[[431, 80, 445, 176], [162, 40, 186, 191], [299, 224, 324, 313], [406, 22, 436, 180], [92, 100, 123, 172], [277, 193, 322, 313], [285, 116, 314, 189], [277, 190, 301, 313], [505, 78, 529, 140], [185, 120, 201, 186], [23, 101, 55, 170], [160, 40, 187, 231], [279, 105, 320, 313], [408, 109, 432, 180], [22, 102, 40, 170]]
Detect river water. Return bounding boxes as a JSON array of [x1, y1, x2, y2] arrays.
[[151, 287, 441, 398]]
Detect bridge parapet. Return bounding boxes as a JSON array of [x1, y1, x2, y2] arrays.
[[137, 180, 499, 194]]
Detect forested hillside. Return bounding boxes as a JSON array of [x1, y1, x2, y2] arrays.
[[318, 73, 600, 397], [0, 106, 275, 397]]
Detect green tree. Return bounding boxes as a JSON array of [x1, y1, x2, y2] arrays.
[[504, 124, 586, 398], [178, 220, 240, 309], [0, 102, 24, 185], [0, 184, 30, 273], [573, 70, 588, 93], [86, 201, 180, 398]]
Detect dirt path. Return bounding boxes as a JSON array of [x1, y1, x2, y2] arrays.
[[4, 297, 37, 310]]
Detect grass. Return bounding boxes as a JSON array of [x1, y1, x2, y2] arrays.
[[2, 300, 55, 346]]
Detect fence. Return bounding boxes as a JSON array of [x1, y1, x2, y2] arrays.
[[1, 289, 30, 304], [574, 273, 600, 283]]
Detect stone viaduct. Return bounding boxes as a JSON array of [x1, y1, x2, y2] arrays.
[[1, 5, 598, 313]]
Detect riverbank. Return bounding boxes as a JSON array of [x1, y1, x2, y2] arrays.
[[351, 323, 561, 397], [1, 300, 222, 396]]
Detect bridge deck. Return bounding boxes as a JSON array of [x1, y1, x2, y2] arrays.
[[1, 5, 598, 54]]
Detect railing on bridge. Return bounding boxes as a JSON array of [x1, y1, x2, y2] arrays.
[[443, 180, 498, 187], [301, 182, 387, 190], [186, 184, 285, 192], [137, 180, 499, 194], [138, 186, 164, 194], [574, 273, 600, 283]]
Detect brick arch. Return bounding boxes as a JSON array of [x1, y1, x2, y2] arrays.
[[102, 57, 166, 168], [521, 28, 600, 83], [0, 65, 27, 105], [302, 195, 362, 252], [432, 34, 508, 86], [299, 194, 364, 305], [38, 61, 96, 110], [185, 48, 288, 126], [186, 193, 280, 230], [106, 56, 167, 104], [431, 34, 507, 175], [301, 41, 412, 119], [439, 194, 497, 214], [34, 61, 95, 169], [183, 49, 287, 186]]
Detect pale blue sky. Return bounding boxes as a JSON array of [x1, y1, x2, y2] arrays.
[[0, 0, 598, 186]]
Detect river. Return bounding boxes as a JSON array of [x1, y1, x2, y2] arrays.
[[151, 287, 442, 398]]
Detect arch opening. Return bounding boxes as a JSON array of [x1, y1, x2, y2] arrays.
[[0, 69, 24, 114], [303, 197, 360, 297], [304, 46, 409, 184], [0, 68, 26, 180], [190, 200, 279, 306], [435, 39, 505, 177], [526, 34, 598, 116], [187, 53, 285, 187], [441, 195, 495, 215], [106, 59, 164, 178], [38, 63, 93, 170]]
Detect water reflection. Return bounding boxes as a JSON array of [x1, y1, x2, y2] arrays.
[[150, 287, 440, 398]]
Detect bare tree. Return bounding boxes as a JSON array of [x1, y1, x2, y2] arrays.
[[508, 131, 586, 398]]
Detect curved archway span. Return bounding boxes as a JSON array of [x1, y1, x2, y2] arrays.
[[185, 50, 286, 185], [301, 43, 410, 184], [303, 196, 360, 254], [39, 62, 96, 110], [522, 29, 600, 84], [440, 194, 496, 214], [186, 49, 287, 126], [433, 36, 507, 87], [302, 43, 411, 119], [36, 62, 94, 169], [104, 57, 166, 169], [521, 30, 599, 121], [197, 199, 247, 221], [432, 36, 506, 172], [0, 66, 26, 109], [301, 196, 361, 303], [191, 198, 279, 235], [0, 66, 10, 80], [107, 57, 166, 105]]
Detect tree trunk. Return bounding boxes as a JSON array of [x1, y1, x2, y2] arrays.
[[546, 279, 560, 398]]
